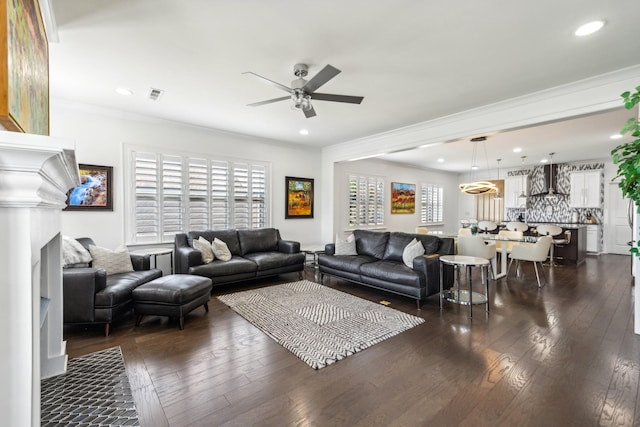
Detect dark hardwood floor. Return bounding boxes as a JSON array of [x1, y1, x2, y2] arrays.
[[63, 254, 640, 426]]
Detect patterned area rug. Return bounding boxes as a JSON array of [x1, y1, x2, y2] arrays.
[[217, 280, 425, 369], [41, 346, 139, 426]]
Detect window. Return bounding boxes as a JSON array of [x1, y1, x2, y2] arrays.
[[127, 148, 268, 244], [348, 174, 385, 228], [420, 183, 444, 224]]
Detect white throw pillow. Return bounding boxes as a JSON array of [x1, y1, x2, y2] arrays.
[[88, 245, 134, 275], [62, 235, 92, 267], [402, 238, 425, 267], [193, 236, 215, 264], [335, 233, 357, 255], [212, 237, 232, 261]]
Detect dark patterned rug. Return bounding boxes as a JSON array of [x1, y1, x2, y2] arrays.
[[41, 346, 139, 426], [218, 280, 425, 369]]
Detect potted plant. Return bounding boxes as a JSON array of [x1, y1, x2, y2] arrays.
[[611, 85, 640, 256]]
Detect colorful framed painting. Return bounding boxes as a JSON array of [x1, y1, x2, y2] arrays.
[[391, 182, 415, 214], [285, 176, 314, 219], [0, 0, 49, 135], [64, 164, 113, 211]]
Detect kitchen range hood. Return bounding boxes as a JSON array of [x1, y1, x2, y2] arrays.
[[531, 164, 567, 197]]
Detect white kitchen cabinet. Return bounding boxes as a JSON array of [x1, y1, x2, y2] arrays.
[[586, 224, 600, 253], [570, 171, 601, 208], [504, 175, 527, 208]]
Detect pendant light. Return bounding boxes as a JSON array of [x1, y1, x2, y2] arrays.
[[518, 156, 527, 199], [494, 158, 503, 200], [545, 152, 557, 199], [459, 136, 498, 195]]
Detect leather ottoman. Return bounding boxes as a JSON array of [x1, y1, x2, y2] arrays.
[[133, 274, 213, 330]]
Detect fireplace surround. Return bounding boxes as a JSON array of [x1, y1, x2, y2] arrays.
[[0, 131, 78, 426]]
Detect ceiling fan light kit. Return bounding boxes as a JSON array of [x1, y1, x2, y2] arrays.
[[244, 63, 364, 118]]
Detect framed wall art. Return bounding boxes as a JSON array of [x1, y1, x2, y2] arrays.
[[0, 0, 49, 135], [285, 176, 314, 219], [391, 182, 415, 214], [65, 164, 113, 211]]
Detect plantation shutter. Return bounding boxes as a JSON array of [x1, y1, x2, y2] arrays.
[[421, 183, 444, 223], [188, 158, 209, 230], [233, 163, 250, 229], [210, 160, 229, 230], [348, 174, 385, 228], [134, 152, 159, 241], [250, 165, 266, 228], [161, 155, 183, 240], [128, 146, 269, 244]]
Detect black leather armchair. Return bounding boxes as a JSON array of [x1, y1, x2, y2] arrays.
[[63, 238, 163, 336]]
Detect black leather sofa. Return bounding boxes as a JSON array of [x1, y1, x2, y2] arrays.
[[174, 228, 305, 286], [318, 230, 454, 308], [63, 238, 163, 336]]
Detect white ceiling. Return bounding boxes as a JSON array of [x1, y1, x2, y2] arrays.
[[47, 0, 640, 171]]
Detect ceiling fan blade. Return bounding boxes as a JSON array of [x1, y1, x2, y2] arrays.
[[247, 96, 290, 107], [303, 106, 317, 118], [242, 72, 293, 94], [311, 93, 364, 104], [302, 64, 341, 93]]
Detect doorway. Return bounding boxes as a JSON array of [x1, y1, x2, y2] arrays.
[[607, 182, 632, 255]]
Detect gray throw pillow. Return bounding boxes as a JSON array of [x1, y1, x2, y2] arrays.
[[88, 245, 134, 275]]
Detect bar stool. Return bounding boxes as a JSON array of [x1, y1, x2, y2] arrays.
[[536, 224, 564, 266]]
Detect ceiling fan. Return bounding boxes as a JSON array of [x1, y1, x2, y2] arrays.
[[243, 63, 364, 118]]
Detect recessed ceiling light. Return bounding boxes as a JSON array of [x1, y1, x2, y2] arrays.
[[299, 129, 309, 135], [513, 147, 522, 153], [115, 87, 133, 96], [574, 20, 605, 37], [540, 158, 549, 163], [437, 158, 444, 163], [610, 134, 623, 139]]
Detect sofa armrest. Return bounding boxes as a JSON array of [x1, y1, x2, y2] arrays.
[[130, 253, 151, 271], [324, 243, 335, 255], [174, 233, 202, 274], [412, 254, 443, 296], [62, 267, 107, 322], [278, 239, 300, 254]]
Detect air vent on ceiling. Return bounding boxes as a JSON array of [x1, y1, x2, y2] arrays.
[[148, 88, 164, 101]]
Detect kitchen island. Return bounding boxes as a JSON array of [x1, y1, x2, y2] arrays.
[[527, 223, 588, 265]]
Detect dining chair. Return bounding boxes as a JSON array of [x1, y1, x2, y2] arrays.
[[536, 224, 564, 266], [495, 229, 524, 256], [458, 228, 472, 236], [457, 235, 497, 279], [506, 221, 528, 232], [507, 235, 553, 287], [478, 221, 498, 233], [415, 226, 429, 234]]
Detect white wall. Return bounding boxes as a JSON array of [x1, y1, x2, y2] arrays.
[[51, 101, 322, 249], [320, 66, 640, 243], [333, 159, 460, 237]]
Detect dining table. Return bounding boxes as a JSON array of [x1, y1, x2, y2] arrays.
[[428, 230, 537, 280], [478, 233, 538, 279]]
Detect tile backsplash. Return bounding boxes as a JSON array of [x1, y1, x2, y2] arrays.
[[506, 162, 604, 223]]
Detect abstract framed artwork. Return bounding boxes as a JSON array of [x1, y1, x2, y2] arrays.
[[65, 164, 113, 211], [0, 0, 49, 135], [285, 176, 314, 219], [391, 182, 415, 214]]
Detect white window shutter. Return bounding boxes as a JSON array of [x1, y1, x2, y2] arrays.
[[188, 158, 209, 230], [134, 152, 159, 242]]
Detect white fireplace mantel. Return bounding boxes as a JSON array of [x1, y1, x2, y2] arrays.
[[0, 131, 79, 427]]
